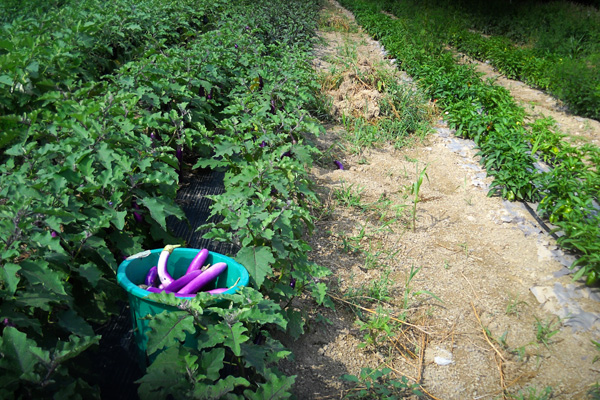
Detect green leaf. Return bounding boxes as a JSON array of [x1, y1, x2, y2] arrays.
[[200, 347, 225, 381], [341, 374, 360, 383], [146, 310, 195, 355], [284, 309, 304, 340], [196, 375, 250, 399], [14, 291, 61, 311], [241, 335, 291, 375], [1, 263, 21, 295], [57, 309, 95, 337], [0, 75, 12, 86], [84, 236, 117, 269], [19, 260, 66, 295], [243, 372, 295, 399], [234, 246, 275, 287], [140, 196, 185, 230], [137, 346, 188, 400], [78, 262, 103, 288], [309, 282, 329, 307], [219, 322, 248, 357], [108, 208, 127, 230], [53, 334, 101, 364], [30, 230, 66, 254], [0, 327, 41, 381], [53, 378, 99, 400]]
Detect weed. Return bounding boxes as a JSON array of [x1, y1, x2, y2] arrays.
[[505, 292, 529, 317], [410, 163, 429, 231], [593, 339, 600, 363], [533, 316, 561, 349], [462, 175, 474, 205], [320, 66, 345, 91], [355, 307, 395, 349], [314, 197, 336, 222], [339, 41, 358, 61], [458, 242, 469, 258], [341, 368, 423, 399], [490, 328, 509, 349], [339, 224, 368, 254], [318, 8, 357, 33], [333, 180, 364, 208], [402, 265, 442, 309], [512, 345, 528, 362], [507, 386, 552, 400], [364, 249, 382, 270], [345, 267, 393, 304], [590, 384, 600, 400]]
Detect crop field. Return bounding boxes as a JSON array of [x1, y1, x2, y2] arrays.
[[0, 0, 599, 398]]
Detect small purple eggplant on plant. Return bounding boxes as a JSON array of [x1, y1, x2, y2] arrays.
[[132, 200, 143, 223]]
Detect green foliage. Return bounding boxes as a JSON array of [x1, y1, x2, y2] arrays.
[[355, 307, 396, 349], [1, 0, 327, 395], [593, 339, 600, 363], [380, 0, 600, 119], [507, 386, 553, 400], [409, 162, 429, 231], [341, 368, 423, 399], [533, 316, 561, 349], [0, 327, 100, 399], [137, 288, 293, 399]]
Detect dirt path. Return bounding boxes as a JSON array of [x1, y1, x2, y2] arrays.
[[278, 1, 600, 399]]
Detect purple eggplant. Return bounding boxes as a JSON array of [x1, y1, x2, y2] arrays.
[[205, 287, 228, 295], [145, 266, 158, 287], [132, 200, 144, 223], [186, 249, 209, 274], [163, 270, 203, 292], [177, 262, 227, 294], [146, 287, 191, 298], [157, 244, 181, 286]]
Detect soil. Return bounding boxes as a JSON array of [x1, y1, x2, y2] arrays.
[[277, 1, 600, 399]]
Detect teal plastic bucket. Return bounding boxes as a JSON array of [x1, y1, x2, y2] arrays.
[[116, 248, 249, 365]]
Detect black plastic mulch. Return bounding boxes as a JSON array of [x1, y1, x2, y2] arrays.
[[168, 167, 237, 256], [96, 167, 236, 399]]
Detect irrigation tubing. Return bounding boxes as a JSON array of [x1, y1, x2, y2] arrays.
[[522, 201, 560, 241]]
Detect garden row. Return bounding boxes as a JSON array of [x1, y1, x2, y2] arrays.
[[376, 0, 600, 120], [338, 0, 600, 284], [0, 0, 72, 24], [0, 0, 330, 398], [0, 0, 219, 121]]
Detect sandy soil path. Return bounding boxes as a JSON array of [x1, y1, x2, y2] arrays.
[[278, 2, 600, 399]]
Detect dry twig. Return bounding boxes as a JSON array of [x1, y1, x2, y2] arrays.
[[471, 302, 508, 399], [328, 293, 432, 335], [471, 302, 506, 362]]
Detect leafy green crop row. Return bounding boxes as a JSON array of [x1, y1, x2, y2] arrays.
[[0, 0, 328, 397], [0, 0, 72, 24], [375, 0, 600, 120], [337, 0, 600, 285], [426, 0, 600, 57], [0, 0, 214, 119]]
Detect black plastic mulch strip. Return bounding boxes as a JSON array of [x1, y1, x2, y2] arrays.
[[168, 168, 238, 255], [95, 303, 143, 400]]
